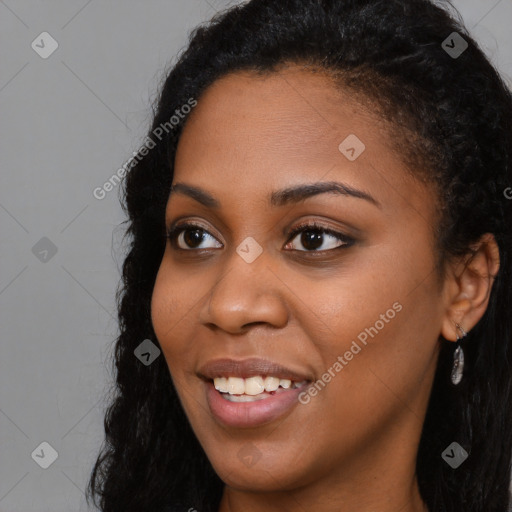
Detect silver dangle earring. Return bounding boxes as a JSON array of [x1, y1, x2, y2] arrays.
[[451, 323, 468, 385]]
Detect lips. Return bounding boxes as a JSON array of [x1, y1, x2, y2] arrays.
[[198, 357, 313, 428], [197, 357, 313, 382]]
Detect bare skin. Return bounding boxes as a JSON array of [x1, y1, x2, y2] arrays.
[[150, 65, 499, 512]]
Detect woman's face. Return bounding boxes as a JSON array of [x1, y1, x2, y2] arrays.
[[151, 66, 448, 503]]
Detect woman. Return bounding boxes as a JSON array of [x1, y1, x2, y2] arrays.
[[87, 1, 512, 511]]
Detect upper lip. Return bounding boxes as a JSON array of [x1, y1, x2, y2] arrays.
[[198, 357, 313, 382]]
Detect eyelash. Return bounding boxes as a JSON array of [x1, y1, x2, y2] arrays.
[[166, 221, 355, 254]]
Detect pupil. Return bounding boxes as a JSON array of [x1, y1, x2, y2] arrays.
[[302, 230, 323, 250], [184, 229, 204, 248]]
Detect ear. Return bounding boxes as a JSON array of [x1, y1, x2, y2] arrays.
[[440, 233, 500, 341]]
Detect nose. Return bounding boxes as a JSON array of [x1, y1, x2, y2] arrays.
[[198, 248, 289, 334]]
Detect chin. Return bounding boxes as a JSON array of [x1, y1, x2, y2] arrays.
[[209, 452, 310, 492]]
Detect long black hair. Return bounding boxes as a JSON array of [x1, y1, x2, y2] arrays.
[[86, 1, 512, 511]]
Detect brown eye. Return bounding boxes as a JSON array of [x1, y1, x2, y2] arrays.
[[183, 228, 206, 248], [167, 223, 222, 250], [284, 223, 354, 252]]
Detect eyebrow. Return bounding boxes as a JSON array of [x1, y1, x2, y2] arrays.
[[170, 181, 381, 208]]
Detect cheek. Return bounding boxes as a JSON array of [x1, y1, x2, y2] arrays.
[[150, 260, 192, 366], [303, 240, 442, 409], [151, 264, 172, 343]]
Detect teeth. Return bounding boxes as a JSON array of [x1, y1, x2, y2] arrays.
[[279, 379, 291, 389], [244, 376, 265, 395], [264, 376, 280, 392], [227, 377, 245, 395], [213, 377, 228, 393], [213, 375, 306, 395], [224, 393, 269, 402]]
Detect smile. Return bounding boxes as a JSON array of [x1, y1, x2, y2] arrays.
[[205, 378, 311, 427], [214, 375, 308, 401], [198, 357, 313, 427]]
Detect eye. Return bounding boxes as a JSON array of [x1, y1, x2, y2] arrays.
[[167, 222, 222, 250], [166, 221, 355, 253], [284, 222, 354, 252]]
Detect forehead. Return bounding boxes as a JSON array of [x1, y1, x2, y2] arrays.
[[176, 66, 386, 170], [172, 66, 433, 220]]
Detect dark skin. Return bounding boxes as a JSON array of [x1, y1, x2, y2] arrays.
[[151, 65, 500, 512]]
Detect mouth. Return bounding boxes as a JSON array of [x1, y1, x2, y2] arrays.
[[198, 358, 313, 428], [213, 375, 309, 401]]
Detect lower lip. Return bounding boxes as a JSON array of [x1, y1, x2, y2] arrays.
[[205, 381, 306, 428]]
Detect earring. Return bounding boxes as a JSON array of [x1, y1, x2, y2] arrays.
[[451, 323, 468, 385]]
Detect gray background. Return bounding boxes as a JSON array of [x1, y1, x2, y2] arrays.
[[1, 1, 511, 511]]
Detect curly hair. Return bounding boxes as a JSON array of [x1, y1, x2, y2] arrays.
[[86, 1, 512, 511]]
